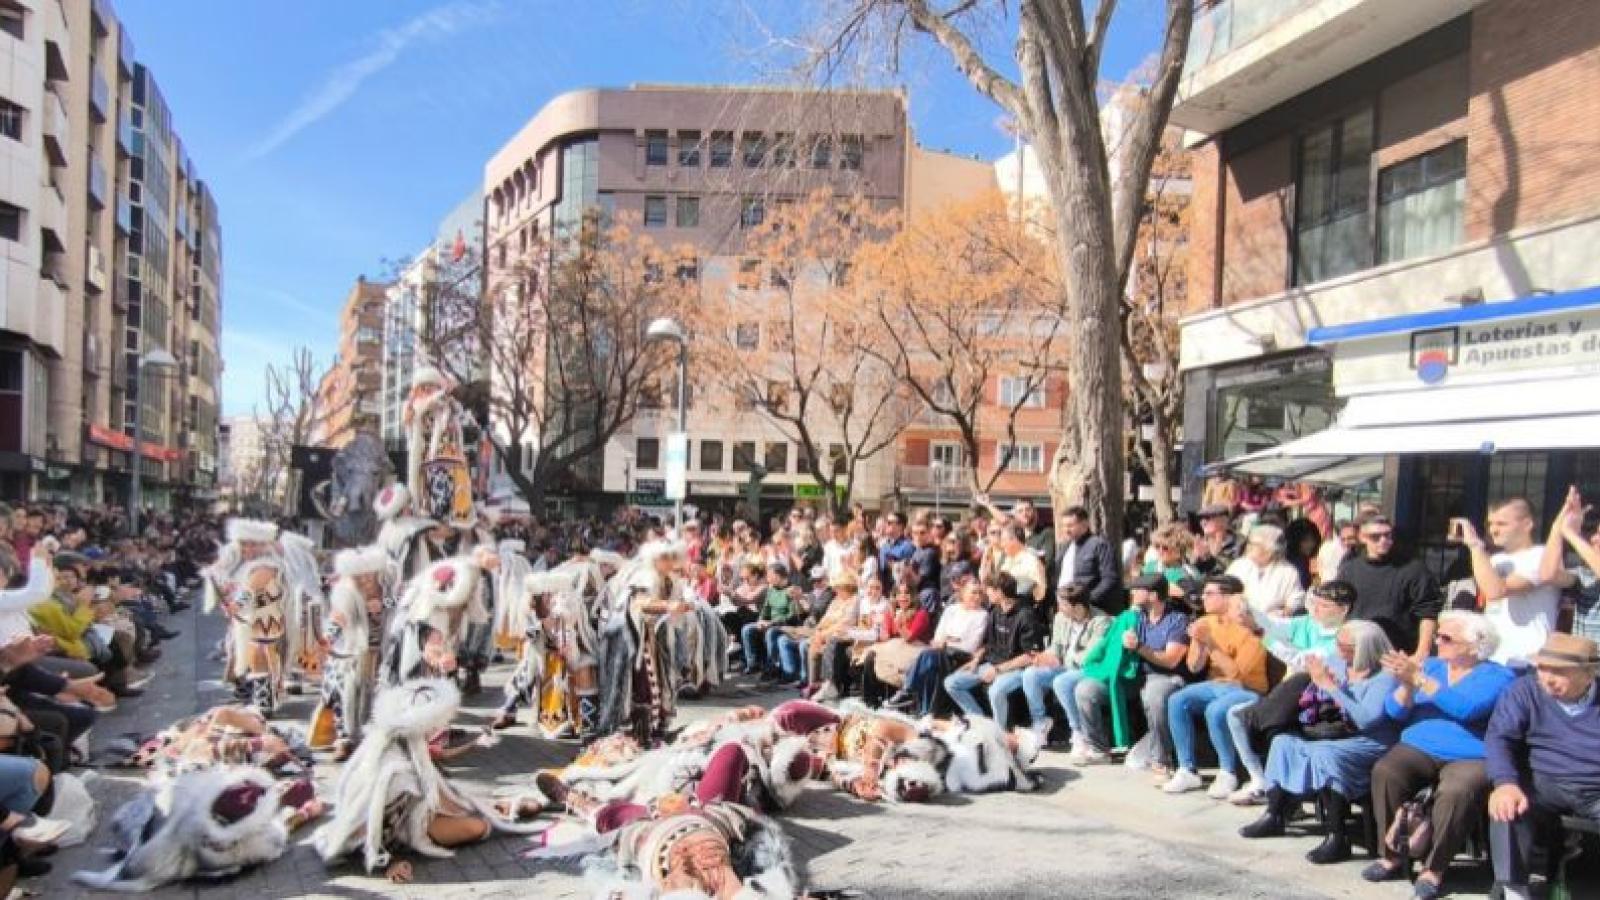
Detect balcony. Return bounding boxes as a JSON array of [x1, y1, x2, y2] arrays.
[[116, 111, 133, 156], [118, 25, 135, 78], [114, 192, 131, 232], [898, 464, 973, 495], [89, 69, 109, 122], [87, 157, 107, 208], [86, 244, 107, 293], [1173, 0, 1487, 136], [41, 91, 68, 168], [91, 0, 112, 37], [43, 39, 70, 84]]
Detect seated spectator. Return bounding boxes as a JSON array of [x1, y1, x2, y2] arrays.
[[1239, 620, 1399, 865], [1226, 524, 1305, 626], [1007, 584, 1109, 741], [737, 562, 802, 680], [801, 572, 863, 699], [1162, 575, 1268, 797], [813, 574, 891, 703], [1315, 520, 1358, 587], [1486, 633, 1600, 900], [1539, 486, 1600, 642], [1367, 610, 1515, 899], [944, 573, 1041, 720], [858, 578, 934, 707], [1092, 573, 1191, 772], [1226, 579, 1354, 804], [887, 580, 989, 716], [0, 546, 54, 647], [724, 561, 766, 656], [1190, 505, 1240, 576], [0, 633, 112, 771], [1284, 518, 1322, 590]]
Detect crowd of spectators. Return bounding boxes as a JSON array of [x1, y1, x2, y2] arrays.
[[0, 502, 207, 891], [550, 483, 1597, 900]]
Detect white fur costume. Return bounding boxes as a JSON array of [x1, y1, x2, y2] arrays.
[[73, 767, 291, 892], [202, 519, 324, 713], [313, 679, 536, 873], [386, 554, 491, 686], [311, 547, 393, 749]]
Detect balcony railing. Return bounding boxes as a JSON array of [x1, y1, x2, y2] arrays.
[[41, 90, 68, 167], [89, 69, 109, 122], [1186, 0, 1314, 71], [898, 464, 974, 494], [87, 157, 107, 208]]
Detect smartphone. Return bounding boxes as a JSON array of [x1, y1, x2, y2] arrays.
[[1445, 518, 1468, 543], [93, 586, 111, 602]]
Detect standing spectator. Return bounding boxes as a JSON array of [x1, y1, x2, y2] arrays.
[[1485, 633, 1600, 900], [876, 512, 914, 591], [1191, 505, 1241, 576], [1365, 611, 1515, 898], [907, 513, 942, 614], [9, 509, 38, 567], [1226, 524, 1305, 625], [943, 573, 1041, 721], [1161, 575, 1269, 797], [996, 524, 1047, 606], [1337, 515, 1440, 661], [1054, 506, 1122, 614], [1283, 519, 1321, 590], [1461, 498, 1570, 667], [1540, 486, 1600, 641], [820, 516, 850, 583], [1315, 520, 1359, 587]]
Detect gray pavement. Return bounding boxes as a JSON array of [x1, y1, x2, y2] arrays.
[[36, 601, 1504, 899]]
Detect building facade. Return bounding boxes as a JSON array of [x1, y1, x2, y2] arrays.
[[1176, 0, 1600, 565], [481, 85, 991, 515], [312, 277, 387, 448], [0, 0, 221, 505]]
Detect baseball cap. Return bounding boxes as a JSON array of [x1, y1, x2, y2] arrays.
[[1128, 573, 1168, 594]]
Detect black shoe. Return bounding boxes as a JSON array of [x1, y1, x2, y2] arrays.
[[18, 857, 51, 878], [884, 690, 914, 710], [1239, 787, 1293, 839], [1307, 788, 1352, 864], [1306, 831, 1352, 865], [757, 670, 781, 684], [151, 626, 181, 640], [1361, 861, 1404, 883], [111, 685, 145, 699], [535, 772, 570, 809], [463, 669, 483, 696], [168, 601, 192, 613]]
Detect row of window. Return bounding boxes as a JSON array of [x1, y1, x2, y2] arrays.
[[644, 129, 865, 172], [636, 195, 807, 231], [633, 436, 843, 476], [1293, 105, 1467, 285]]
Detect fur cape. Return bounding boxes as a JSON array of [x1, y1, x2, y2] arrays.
[[313, 679, 544, 873], [73, 767, 290, 892]]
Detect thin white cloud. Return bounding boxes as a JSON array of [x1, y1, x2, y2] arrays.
[[231, 280, 339, 323], [242, 0, 501, 161]]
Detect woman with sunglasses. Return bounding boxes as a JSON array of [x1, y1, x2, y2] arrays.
[[1364, 610, 1515, 899]]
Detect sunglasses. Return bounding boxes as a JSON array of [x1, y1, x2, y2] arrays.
[[1362, 531, 1394, 542]]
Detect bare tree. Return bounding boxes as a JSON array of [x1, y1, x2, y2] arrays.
[[1121, 132, 1190, 525], [242, 347, 338, 516], [857, 190, 1065, 495], [792, 0, 1194, 543], [425, 214, 687, 512], [688, 190, 912, 516]]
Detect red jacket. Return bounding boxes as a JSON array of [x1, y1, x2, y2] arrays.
[[883, 607, 933, 644]]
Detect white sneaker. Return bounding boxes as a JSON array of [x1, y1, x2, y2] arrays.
[[813, 683, 840, 703], [1229, 777, 1267, 806], [1074, 745, 1112, 766], [1161, 768, 1205, 794], [14, 815, 71, 845], [1029, 716, 1053, 747], [1066, 738, 1088, 765], [1207, 771, 1240, 800]]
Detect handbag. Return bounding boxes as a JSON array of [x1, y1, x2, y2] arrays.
[[1385, 786, 1435, 862], [1296, 682, 1356, 741]]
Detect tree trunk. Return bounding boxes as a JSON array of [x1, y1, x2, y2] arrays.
[[1044, 156, 1125, 547], [1147, 408, 1177, 525]]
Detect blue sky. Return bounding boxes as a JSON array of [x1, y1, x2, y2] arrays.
[[115, 0, 1162, 417]]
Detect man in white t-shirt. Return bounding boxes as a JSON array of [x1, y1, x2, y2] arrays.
[[1465, 498, 1574, 667]]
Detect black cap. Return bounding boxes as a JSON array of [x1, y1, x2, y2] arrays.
[[1128, 573, 1168, 594], [1205, 574, 1246, 595]]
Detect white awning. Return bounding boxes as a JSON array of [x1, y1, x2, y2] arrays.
[[1207, 376, 1600, 486]]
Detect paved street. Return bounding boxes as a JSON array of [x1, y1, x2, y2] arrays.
[[41, 602, 1502, 900]]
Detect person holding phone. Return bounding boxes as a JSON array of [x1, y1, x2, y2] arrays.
[[1460, 498, 1573, 668]]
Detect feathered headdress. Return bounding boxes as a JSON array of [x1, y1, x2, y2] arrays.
[[226, 519, 279, 545]]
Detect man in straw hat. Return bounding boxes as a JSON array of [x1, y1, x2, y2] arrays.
[[1486, 632, 1600, 900]]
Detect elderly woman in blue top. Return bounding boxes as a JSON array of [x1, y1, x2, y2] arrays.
[[1238, 620, 1397, 865], [1363, 610, 1516, 900]]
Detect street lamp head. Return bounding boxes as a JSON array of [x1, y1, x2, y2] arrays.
[[646, 317, 686, 345], [141, 348, 180, 370]]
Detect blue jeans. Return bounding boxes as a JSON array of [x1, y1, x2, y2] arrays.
[[0, 754, 41, 815], [1020, 665, 1063, 722], [986, 670, 1027, 728], [1167, 681, 1259, 774], [944, 664, 996, 718], [1227, 700, 1266, 782], [774, 634, 806, 682], [906, 649, 943, 716], [1049, 670, 1089, 739], [738, 624, 787, 673]]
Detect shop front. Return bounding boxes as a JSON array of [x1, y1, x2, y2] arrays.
[[1207, 285, 1600, 570]]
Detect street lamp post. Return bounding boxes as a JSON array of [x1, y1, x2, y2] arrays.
[[129, 348, 180, 538], [645, 318, 688, 533], [932, 460, 943, 519]]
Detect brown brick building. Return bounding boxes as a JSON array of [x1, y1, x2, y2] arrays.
[[313, 277, 387, 448], [1176, 0, 1600, 554]]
